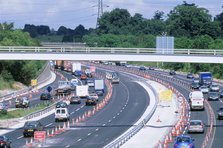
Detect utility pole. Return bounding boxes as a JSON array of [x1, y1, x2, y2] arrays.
[[96, 0, 103, 28]]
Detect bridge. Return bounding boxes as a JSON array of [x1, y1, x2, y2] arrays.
[[0, 46, 223, 63]]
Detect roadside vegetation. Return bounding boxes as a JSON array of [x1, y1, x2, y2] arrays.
[[0, 101, 53, 120], [21, 2, 223, 78], [0, 23, 46, 89]]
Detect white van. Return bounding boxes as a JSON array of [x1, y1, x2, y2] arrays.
[[55, 108, 70, 122], [189, 91, 204, 111]]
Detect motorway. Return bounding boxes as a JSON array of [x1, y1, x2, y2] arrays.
[[87, 63, 219, 147], [3, 67, 150, 147]]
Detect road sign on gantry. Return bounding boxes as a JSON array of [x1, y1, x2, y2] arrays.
[[34, 131, 46, 142]]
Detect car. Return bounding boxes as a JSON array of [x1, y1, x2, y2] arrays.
[[40, 92, 52, 100], [106, 72, 113, 80], [199, 85, 209, 94], [55, 108, 70, 122], [208, 91, 219, 101], [70, 96, 81, 104], [80, 74, 87, 80], [89, 93, 99, 101], [192, 78, 199, 83], [95, 90, 104, 96], [217, 106, 223, 120], [87, 79, 95, 87], [148, 67, 155, 70], [70, 78, 79, 85], [23, 121, 44, 137], [210, 84, 220, 92], [220, 90, 223, 98], [111, 76, 120, 84], [0, 103, 7, 113], [188, 120, 204, 133], [191, 82, 200, 89], [15, 97, 29, 108], [0, 135, 11, 148], [85, 97, 97, 106], [174, 135, 195, 148], [55, 101, 68, 108], [187, 73, 194, 79], [73, 71, 82, 76], [139, 66, 146, 71], [169, 70, 176, 75]]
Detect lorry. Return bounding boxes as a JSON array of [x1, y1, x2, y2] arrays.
[[55, 81, 72, 96], [199, 72, 212, 86], [76, 85, 89, 98], [63, 61, 72, 72], [189, 91, 204, 111], [55, 60, 63, 69], [94, 79, 104, 92], [72, 62, 82, 76]]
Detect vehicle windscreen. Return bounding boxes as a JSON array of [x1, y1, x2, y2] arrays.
[[190, 121, 201, 125], [177, 137, 190, 142]]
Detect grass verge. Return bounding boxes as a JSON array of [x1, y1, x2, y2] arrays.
[[0, 101, 53, 120]]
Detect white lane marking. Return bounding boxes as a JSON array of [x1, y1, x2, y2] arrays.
[[75, 108, 80, 111], [120, 110, 123, 113], [96, 128, 99, 131], [88, 133, 91, 136], [70, 112, 74, 115], [80, 105, 84, 108], [77, 139, 82, 142], [102, 124, 106, 126], [108, 120, 111, 122], [117, 113, 120, 116], [113, 116, 116, 119], [17, 136, 23, 139], [66, 145, 70, 148], [122, 107, 125, 110], [45, 123, 53, 127]]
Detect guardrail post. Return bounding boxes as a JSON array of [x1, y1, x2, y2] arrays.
[[137, 48, 140, 54], [111, 48, 115, 53], [187, 49, 190, 55], [214, 50, 216, 55]]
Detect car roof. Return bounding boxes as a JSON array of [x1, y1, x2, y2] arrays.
[[177, 134, 191, 138], [190, 120, 202, 123]]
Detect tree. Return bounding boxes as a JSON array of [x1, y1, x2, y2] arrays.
[[23, 24, 38, 38], [153, 11, 164, 20], [166, 2, 216, 37], [57, 26, 68, 35]]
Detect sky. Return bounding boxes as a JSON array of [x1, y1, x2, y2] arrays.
[[0, 0, 222, 30]]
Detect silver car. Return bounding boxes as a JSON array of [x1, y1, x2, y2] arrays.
[[210, 84, 220, 92], [188, 120, 204, 133], [199, 86, 209, 94]]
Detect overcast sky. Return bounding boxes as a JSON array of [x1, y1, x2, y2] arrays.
[[0, 0, 222, 30]]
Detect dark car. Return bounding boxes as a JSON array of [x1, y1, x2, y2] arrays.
[[192, 78, 199, 83], [15, 97, 29, 108], [23, 121, 44, 137], [0, 103, 7, 114], [169, 70, 176, 75], [0, 135, 11, 148], [40, 93, 52, 100], [85, 97, 97, 106], [73, 71, 82, 76], [80, 74, 87, 80], [95, 90, 104, 96], [217, 106, 223, 120], [220, 90, 223, 98], [139, 66, 146, 71], [55, 101, 68, 108], [148, 67, 155, 70], [208, 92, 219, 101], [191, 82, 200, 89], [70, 96, 81, 104], [174, 135, 195, 148], [187, 73, 194, 79]]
